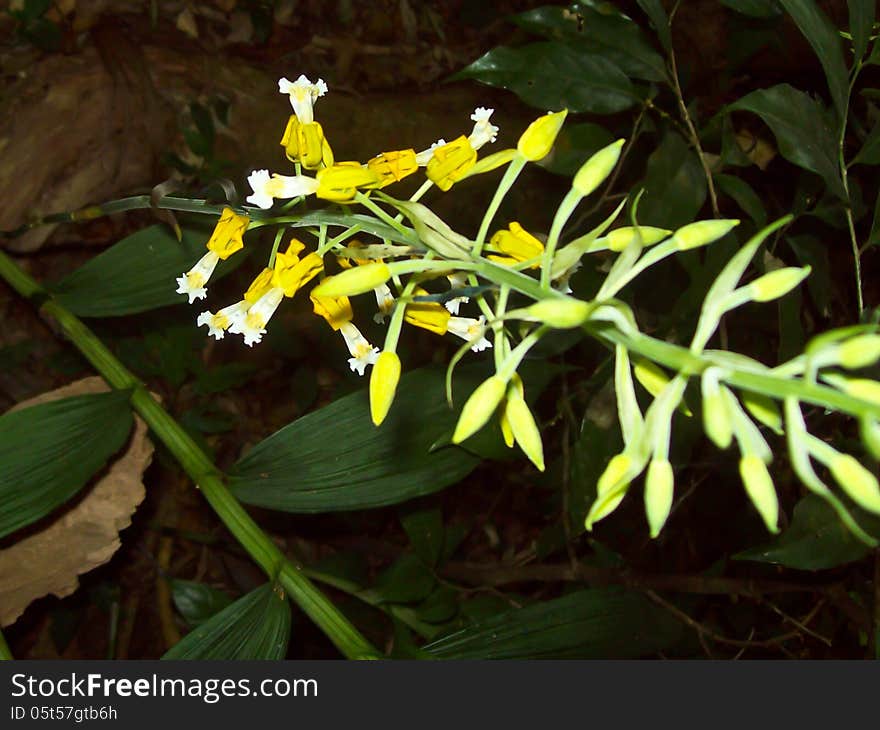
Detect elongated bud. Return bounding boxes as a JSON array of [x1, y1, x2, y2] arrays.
[[311, 262, 392, 298], [672, 219, 739, 250], [572, 139, 624, 197], [370, 350, 401, 425], [517, 110, 568, 162], [838, 335, 880, 369], [748, 266, 810, 302], [500, 375, 525, 448], [606, 226, 671, 252], [829, 454, 880, 514], [741, 391, 783, 434], [597, 453, 634, 497], [836, 377, 880, 406], [701, 371, 732, 449], [520, 298, 591, 328], [504, 391, 545, 471], [860, 418, 880, 461], [452, 375, 507, 444], [644, 459, 674, 538], [738, 455, 779, 533]]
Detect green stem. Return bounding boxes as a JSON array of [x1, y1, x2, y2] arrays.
[[0, 248, 379, 661], [0, 628, 12, 660], [839, 63, 864, 314], [473, 157, 526, 256]]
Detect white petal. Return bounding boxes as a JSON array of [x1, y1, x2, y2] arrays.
[[340, 322, 380, 375], [448, 316, 492, 352], [229, 288, 284, 346]]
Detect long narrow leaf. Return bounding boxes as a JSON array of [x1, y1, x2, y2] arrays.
[[0, 391, 133, 539]]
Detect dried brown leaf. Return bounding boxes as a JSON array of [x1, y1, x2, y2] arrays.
[[0, 377, 153, 627]]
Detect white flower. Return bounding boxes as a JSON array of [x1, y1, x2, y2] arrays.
[[246, 169, 320, 209], [278, 74, 328, 124], [229, 287, 285, 346], [468, 107, 498, 150], [448, 315, 492, 352], [197, 300, 250, 340], [415, 138, 448, 166], [340, 322, 380, 375], [444, 272, 470, 314], [372, 283, 396, 324], [176, 251, 220, 304]]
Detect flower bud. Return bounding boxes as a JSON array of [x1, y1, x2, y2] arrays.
[[597, 453, 634, 497], [748, 266, 810, 302], [741, 391, 783, 434], [701, 372, 732, 449], [517, 110, 568, 162], [671, 219, 739, 250], [861, 418, 880, 461], [452, 375, 507, 444], [606, 226, 671, 252], [572, 139, 625, 197], [644, 459, 674, 538], [370, 350, 402, 426], [522, 298, 591, 328], [739, 455, 779, 533], [829, 454, 880, 514], [838, 335, 880, 370], [504, 390, 545, 471], [837, 377, 880, 406], [311, 262, 392, 298]]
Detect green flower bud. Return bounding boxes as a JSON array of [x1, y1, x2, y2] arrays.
[[370, 350, 401, 426], [517, 110, 568, 162], [748, 266, 811, 302], [311, 262, 391, 298], [452, 375, 507, 444], [606, 226, 671, 252], [504, 391, 545, 471], [860, 418, 880, 461], [739, 455, 779, 533], [838, 335, 880, 370], [741, 392, 783, 435], [597, 453, 634, 497], [701, 372, 733, 449], [838, 377, 880, 406], [644, 459, 674, 539], [671, 219, 739, 251], [829, 454, 880, 514], [522, 298, 591, 328], [572, 139, 624, 197]]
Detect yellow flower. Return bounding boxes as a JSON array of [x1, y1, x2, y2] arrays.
[[316, 162, 381, 202], [272, 250, 324, 297], [404, 294, 451, 335], [517, 110, 567, 162], [366, 149, 419, 188], [310, 292, 379, 375], [311, 292, 353, 331], [488, 222, 544, 268], [425, 136, 478, 191], [206, 207, 249, 259], [370, 350, 402, 425], [280, 116, 334, 170]]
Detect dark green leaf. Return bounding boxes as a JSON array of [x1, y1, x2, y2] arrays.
[[52, 224, 242, 317], [194, 362, 260, 395], [869, 189, 880, 246], [847, 0, 875, 61], [169, 579, 233, 627], [228, 366, 483, 512], [189, 102, 215, 150], [372, 554, 437, 604], [714, 173, 768, 226], [425, 588, 681, 658], [787, 234, 832, 316], [162, 583, 291, 659], [0, 391, 133, 539], [415, 586, 459, 624], [539, 122, 615, 177], [719, 0, 781, 17], [777, 0, 850, 119], [777, 284, 805, 361], [453, 43, 638, 114], [400, 507, 445, 568], [729, 84, 845, 199], [852, 119, 880, 165], [637, 131, 707, 228], [635, 0, 671, 51], [735, 495, 880, 569], [512, 4, 667, 81]]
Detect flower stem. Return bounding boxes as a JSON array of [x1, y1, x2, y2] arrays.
[[0, 248, 380, 660]]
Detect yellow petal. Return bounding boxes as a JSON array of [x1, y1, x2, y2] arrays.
[[517, 110, 568, 162], [370, 350, 402, 426]]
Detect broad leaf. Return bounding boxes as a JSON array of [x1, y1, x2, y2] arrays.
[[719, 0, 781, 18], [227, 367, 485, 512], [847, 0, 875, 60], [453, 43, 638, 114], [163, 583, 291, 659], [512, 4, 667, 81], [735, 495, 880, 570], [852, 119, 880, 165], [424, 588, 682, 658], [637, 131, 707, 228], [539, 122, 615, 177], [635, 0, 671, 51], [714, 173, 767, 226], [786, 235, 832, 316], [170, 579, 233, 628], [52, 224, 242, 317], [729, 84, 845, 199], [400, 506, 446, 568], [777, 0, 850, 120], [0, 391, 133, 539]]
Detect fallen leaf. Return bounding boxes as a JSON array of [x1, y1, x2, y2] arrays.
[[0, 377, 153, 627], [735, 129, 777, 171], [176, 7, 199, 39]]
